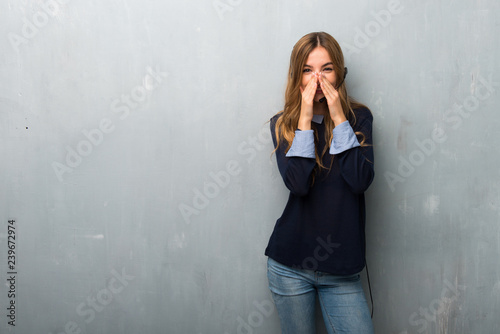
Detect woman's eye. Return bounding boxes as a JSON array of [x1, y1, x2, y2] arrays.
[[303, 68, 311, 73], [323, 68, 333, 72]]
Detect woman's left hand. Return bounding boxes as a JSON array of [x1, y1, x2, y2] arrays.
[[319, 74, 347, 126]]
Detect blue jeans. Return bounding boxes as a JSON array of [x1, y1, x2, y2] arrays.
[[267, 257, 374, 334]]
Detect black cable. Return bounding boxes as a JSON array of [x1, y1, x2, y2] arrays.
[[365, 260, 374, 318]]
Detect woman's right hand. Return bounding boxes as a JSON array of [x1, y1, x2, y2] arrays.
[[298, 73, 318, 131]]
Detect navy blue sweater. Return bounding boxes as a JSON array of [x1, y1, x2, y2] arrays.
[[265, 107, 375, 275]]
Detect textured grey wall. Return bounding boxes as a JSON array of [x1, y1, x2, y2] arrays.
[[1, 0, 499, 333]]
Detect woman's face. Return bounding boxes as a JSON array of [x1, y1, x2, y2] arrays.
[[301, 46, 336, 102]]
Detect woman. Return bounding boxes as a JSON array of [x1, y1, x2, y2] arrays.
[[265, 32, 375, 333]]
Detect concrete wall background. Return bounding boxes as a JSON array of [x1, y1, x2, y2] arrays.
[[1, 0, 499, 333]]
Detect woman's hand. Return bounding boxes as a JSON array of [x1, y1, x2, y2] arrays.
[[298, 74, 318, 130], [319, 74, 347, 126]]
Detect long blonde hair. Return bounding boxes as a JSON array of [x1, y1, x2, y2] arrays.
[[274, 31, 368, 171]]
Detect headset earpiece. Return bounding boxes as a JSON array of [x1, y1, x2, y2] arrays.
[[335, 67, 348, 89]]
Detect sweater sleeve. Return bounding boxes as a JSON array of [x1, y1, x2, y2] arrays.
[[286, 130, 316, 158], [329, 121, 361, 154], [334, 108, 375, 194], [270, 116, 316, 196]]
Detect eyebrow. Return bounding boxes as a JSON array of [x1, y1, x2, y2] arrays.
[[304, 62, 334, 68]]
